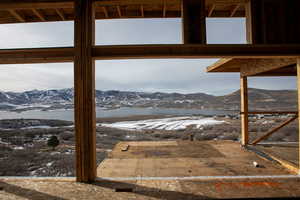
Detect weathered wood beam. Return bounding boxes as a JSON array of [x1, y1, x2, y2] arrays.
[[74, 0, 96, 183], [1, 45, 300, 65], [55, 8, 66, 20], [255, 66, 296, 77], [252, 115, 298, 145], [245, 111, 298, 115], [116, 5, 122, 18], [230, 4, 240, 17], [0, 0, 74, 10], [206, 58, 236, 72], [240, 58, 296, 77], [101, 6, 109, 18], [9, 9, 25, 22], [182, 0, 206, 44], [241, 76, 249, 146], [207, 58, 297, 74], [32, 8, 46, 21], [0, 47, 73, 64], [208, 4, 216, 17], [92, 44, 300, 60]]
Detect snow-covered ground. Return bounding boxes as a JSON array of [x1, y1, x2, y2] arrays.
[[100, 116, 225, 131]]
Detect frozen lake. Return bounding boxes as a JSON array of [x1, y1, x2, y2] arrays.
[[0, 107, 236, 121]]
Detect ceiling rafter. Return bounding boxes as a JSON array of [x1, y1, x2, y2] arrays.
[[230, 4, 240, 17], [116, 5, 122, 18], [101, 6, 109, 18], [140, 5, 144, 17], [55, 8, 65, 20], [208, 4, 216, 17], [32, 8, 46, 21], [163, 0, 167, 17], [8, 9, 25, 22]]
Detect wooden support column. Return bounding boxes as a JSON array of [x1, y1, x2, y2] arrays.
[[240, 76, 249, 146], [297, 59, 300, 174], [182, 0, 206, 44], [74, 0, 96, 183]]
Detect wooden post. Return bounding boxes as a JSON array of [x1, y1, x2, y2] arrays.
[[297, 59, 300, 174], [74, 0, 96, 182], [182, 0, 206, 44], [240, 76, 249, 146]]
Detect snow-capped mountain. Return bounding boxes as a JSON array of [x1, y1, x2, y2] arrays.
[[0, 88, 297, 112]]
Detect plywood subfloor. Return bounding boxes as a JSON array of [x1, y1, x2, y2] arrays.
[[1, 141, 300, 199], [97, 140, 294, 178]]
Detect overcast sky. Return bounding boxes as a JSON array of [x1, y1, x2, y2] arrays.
[[0, 18, 296, 95]]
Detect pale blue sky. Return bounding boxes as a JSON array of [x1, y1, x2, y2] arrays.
[[0, 18, 296, 95]]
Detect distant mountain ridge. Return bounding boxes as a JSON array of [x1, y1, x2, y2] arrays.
[[0, 88, 297, 111]]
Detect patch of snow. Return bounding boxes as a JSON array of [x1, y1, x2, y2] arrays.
[[21, 125, 52, 129], [50, 152, 61, 155], [13, 146, 24, 150], [46, 162, 54, 167], [101, 116, 225, 131]]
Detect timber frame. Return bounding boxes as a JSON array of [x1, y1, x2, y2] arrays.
[[1, 0, 300, 182]]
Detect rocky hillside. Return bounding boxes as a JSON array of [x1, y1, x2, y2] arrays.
[[0, 88, 297, 111]]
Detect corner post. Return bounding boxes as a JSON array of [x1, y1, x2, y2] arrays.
[[74, 0, 96, 182], [241, 76, 249, 146], [182, 0, 206, 44], [297, 59, 300, 174]]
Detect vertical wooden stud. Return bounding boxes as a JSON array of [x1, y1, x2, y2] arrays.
[[297, 59, 300, 174], [241, 76, 249, 146], [74, 0, 96, 182], [182, 0, 206, 44]]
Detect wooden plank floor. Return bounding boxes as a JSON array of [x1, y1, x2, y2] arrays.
[[97, 140, 293, 178]]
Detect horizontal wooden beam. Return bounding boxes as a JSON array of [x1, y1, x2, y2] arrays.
[[92, 44, 300, 60], [1, 45, 300, 64], [0, 47, 73, 64], [244, 111, 298, 115], [241, 58, 296, 77], [207, 57, 297, 76]]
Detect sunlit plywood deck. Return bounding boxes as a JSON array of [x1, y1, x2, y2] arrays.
[[97, 140, 294, 178]]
